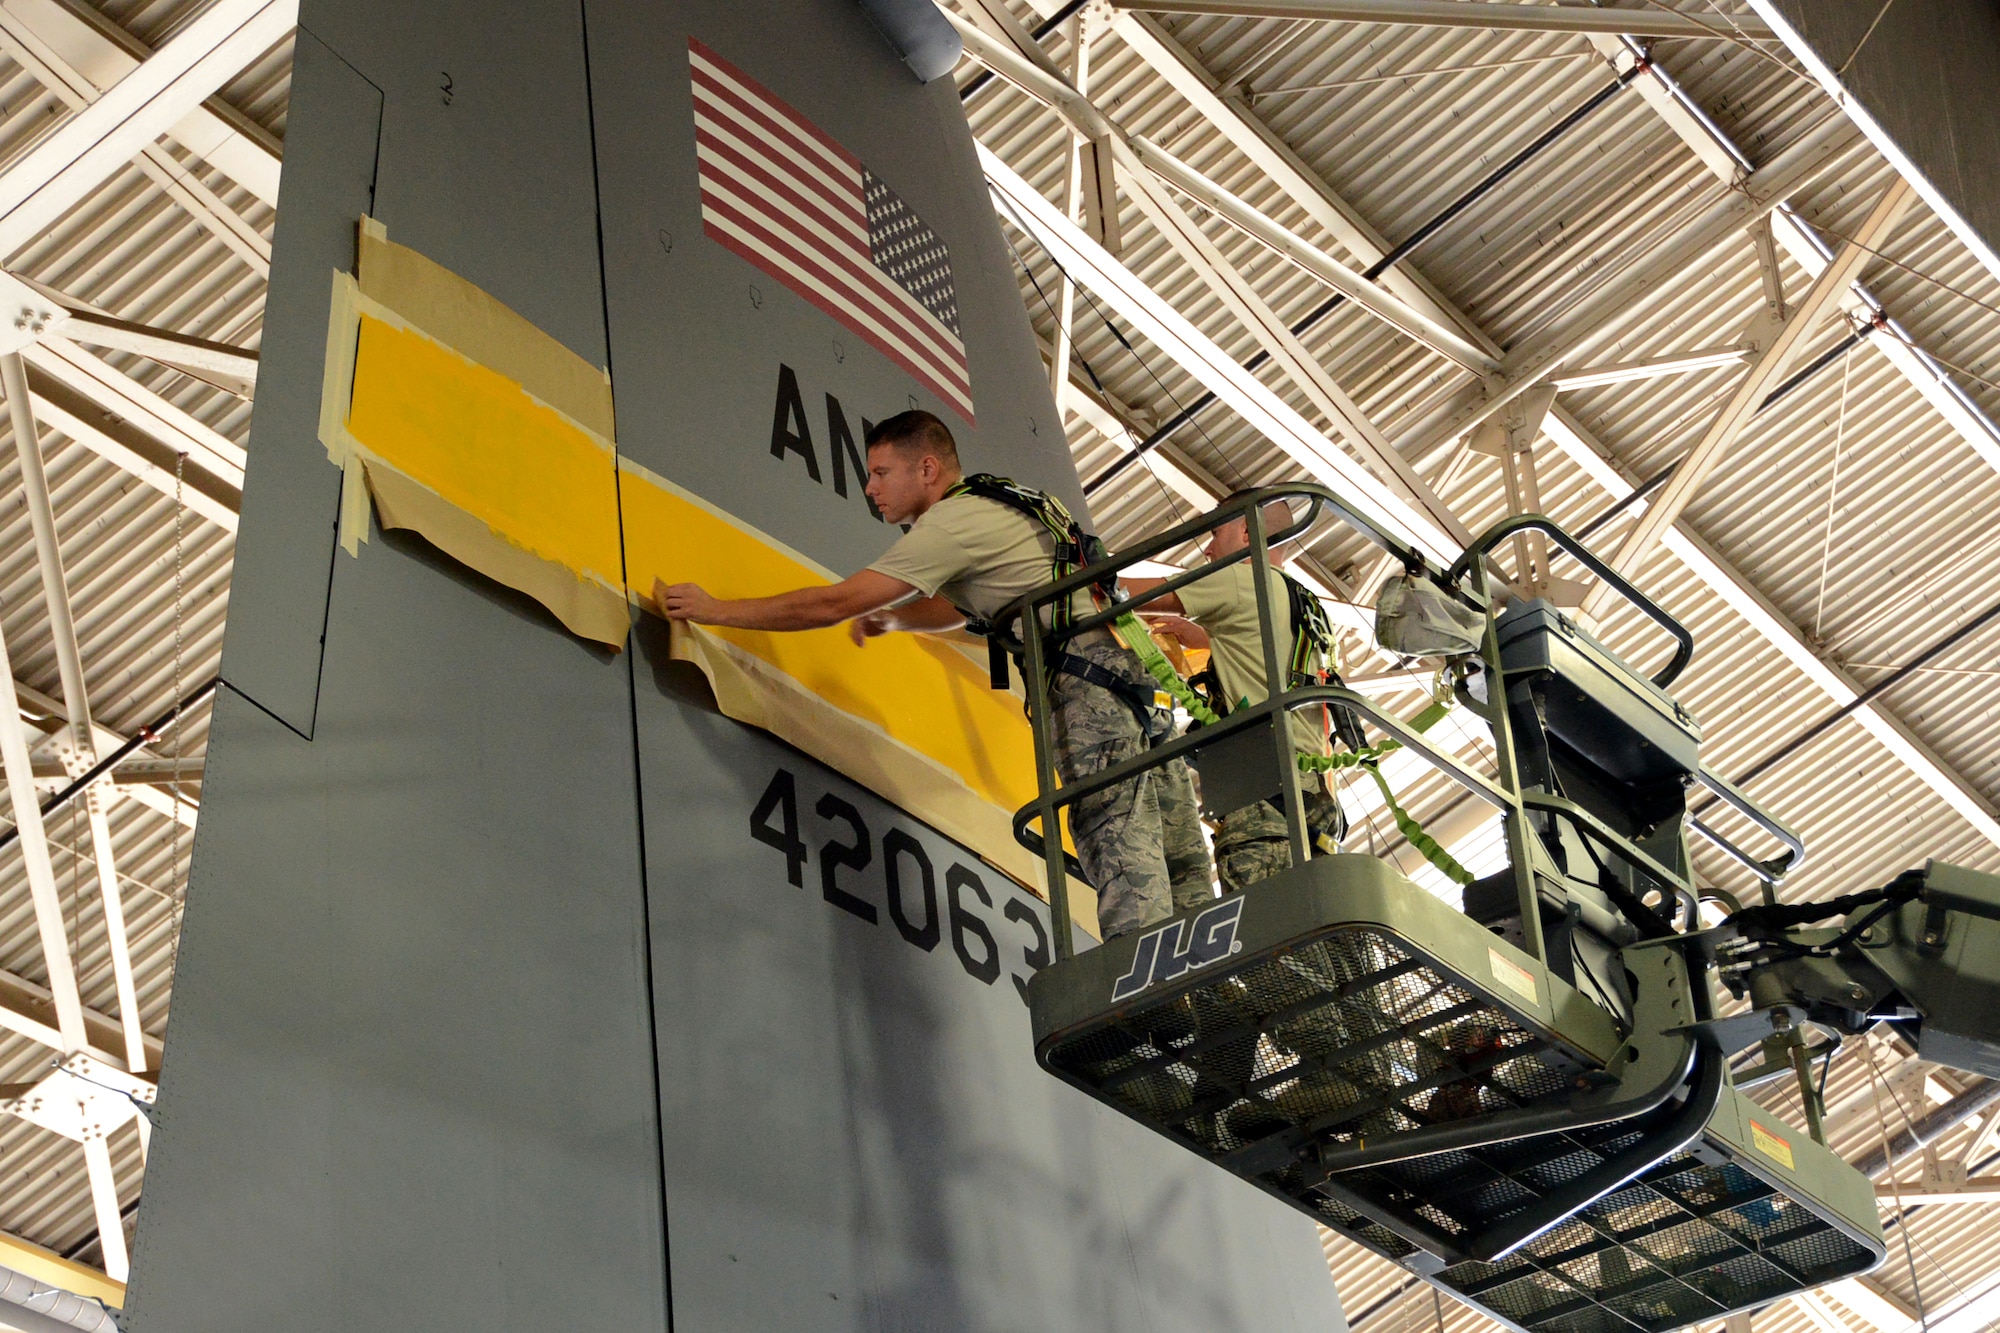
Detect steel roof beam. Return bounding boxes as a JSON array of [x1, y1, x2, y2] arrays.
[[1550, 348, 1750, 389], [1591, 176, 1915, 598], [1043, 344, 1381, 636], [1585, 36, 2000, 472], [1128, 135, 1499, 374], [2, 353, 147, 1073], [954, 9, 1476, 549], [1406, 112, 1859, 458], [1548, 37, 2000, 844], [1045, 9, 1091, 425], [14, 679, 199, 830], [0, 0, 294, 258], [987, 142, 1459, 563], [1544, 407, 2000, 846], [0, 278, 246, 525], [0, 7, 272, 272], [0, 0, 282, 209], [8, 269, 258, 391], [1106, 10, 1485, 347], [0, 967, 159, 1068], [1107, 0, 1777, 41], [998, 7, 2000, 861], [0, 643, 86, 1052], [1110, 137, 1479, 544], [24, 371, 239, 532], [53, 309, 257, 396], [22, 339, 244, 485], [1874, 1178, 2000, 1206], [1748, 0, 2000, 294]]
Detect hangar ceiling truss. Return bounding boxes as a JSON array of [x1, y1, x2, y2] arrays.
[[0, 0, 1995, 1327]]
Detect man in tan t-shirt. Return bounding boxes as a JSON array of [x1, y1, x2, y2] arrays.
[[655, 410, 1212, 939], [1124, 499, 1348, 894]]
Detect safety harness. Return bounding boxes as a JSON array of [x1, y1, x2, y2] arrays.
[[941, 474, 1168, 743], [941, 475, 1471, 886], [1114, 570, 1473, 886]]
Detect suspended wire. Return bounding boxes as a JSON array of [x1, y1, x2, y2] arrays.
[[1799, 216, 2000, 326], [992, 211, 1197, 527], [1633, 0, 1812, 80], [1861, 1041, 1940, 1327], [989, 187, 1247, 492], [1071, 272, 1250, 490], [1836, 0, 1900, 75], [1894, 339, 2000, 399]]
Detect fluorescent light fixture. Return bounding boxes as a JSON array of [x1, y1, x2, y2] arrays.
[[1924, 1273, 2000, 1333], [1824, 1278, 1917, 1333], [1553, 348, 1751, 389]]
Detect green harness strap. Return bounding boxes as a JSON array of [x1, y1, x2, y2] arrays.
[[1112, 613, 1475, 887], [1113, 608, 1223, 726], [1295, 701, 1474, 888], [942, 473, 1472, 887]]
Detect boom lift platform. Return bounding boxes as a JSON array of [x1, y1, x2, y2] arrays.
[[987, 486, 2000, 1333]]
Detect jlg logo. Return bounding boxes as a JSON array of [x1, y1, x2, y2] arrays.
[[1109, 898, 1246, 1003]]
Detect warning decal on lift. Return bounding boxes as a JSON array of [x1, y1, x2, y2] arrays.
[[1488, 948, 1539, 1005], [1751, 1120, 1796, 1170]]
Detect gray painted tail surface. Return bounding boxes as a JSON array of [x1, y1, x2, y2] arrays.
[[126, 3, 1350, 1329]]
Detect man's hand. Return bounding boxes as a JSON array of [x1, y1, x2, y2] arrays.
[[1148, 614, 1209, 649], [654, 579, 721, 622], [848, 611, 892, 646]]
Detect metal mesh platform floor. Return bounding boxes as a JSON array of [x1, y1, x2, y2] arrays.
[[1040, 924, 1879, 1333], [1043, 926, 1589, 1175], [1350, 1152, 1880, 1333]]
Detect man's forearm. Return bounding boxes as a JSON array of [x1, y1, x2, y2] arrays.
[[1120, 576, 1185, 615], [879, 595, 965, 634], [706, 585, 859, 631]]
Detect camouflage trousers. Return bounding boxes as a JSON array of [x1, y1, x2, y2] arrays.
[[1213, 782, 1348, 896], [1051, 635, 1216, 939]]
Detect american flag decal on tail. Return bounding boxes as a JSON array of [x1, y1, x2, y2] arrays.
[[689, 38, 973, 424]]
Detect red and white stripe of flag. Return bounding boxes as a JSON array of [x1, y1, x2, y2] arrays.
[[689, 40, 973, 424]]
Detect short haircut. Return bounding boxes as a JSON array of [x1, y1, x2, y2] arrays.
[[865, 410, 959, 468], [1218, 491, 1298, 540]]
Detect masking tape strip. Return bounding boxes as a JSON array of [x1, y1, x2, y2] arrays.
[[319, 270, 370, 554], [672, 621, 1096, 926], [320, 264, 628, 643], [345, 313, 623, 586], [357, 219, 615, 441], [616, 457, 1037, 813], [364, 459, 630, 646], [316, 233, 1080, 910]]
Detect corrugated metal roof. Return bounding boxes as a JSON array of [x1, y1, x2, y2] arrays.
[[0, 0, 269, 1270], [2, 0, 1998, 1318], [965, 3, 2000, 1330]]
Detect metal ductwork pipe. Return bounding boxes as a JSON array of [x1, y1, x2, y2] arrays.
[[855, 0, 962, 81], [0, 1264, 119, 1333]]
